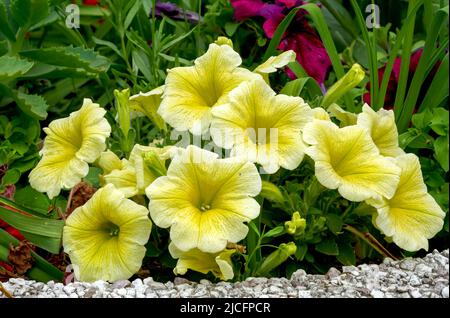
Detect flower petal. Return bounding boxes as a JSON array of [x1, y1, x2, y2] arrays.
[[357, 104, 405, 157], [303, 120, 401, 202], [367, 154, 445, 251]]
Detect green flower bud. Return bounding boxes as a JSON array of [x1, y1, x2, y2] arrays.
[[114, 88, 131, 139], [255, 242, 297, 276], [215, 36, 233, 48], [322, 63, 365, 108], [143, 150, 167, 177], [260, 180, 284, 204], [285, 212, 306, 236]]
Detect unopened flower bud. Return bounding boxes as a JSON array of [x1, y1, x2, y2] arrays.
[[114, 88, 131, 139], [322, 63, 365, 108], [215, 36, 233, 48], [143, 150, 167, 177]]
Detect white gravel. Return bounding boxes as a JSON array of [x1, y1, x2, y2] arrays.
[[1, 249, 448, 298]]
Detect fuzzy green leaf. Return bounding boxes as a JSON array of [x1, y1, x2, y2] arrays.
[[20, 46, 111, 74], [326, 214, 343, 235], [15, 92, 49, 120], [337, 242, 356, 265], [0, 56, 34, 81]]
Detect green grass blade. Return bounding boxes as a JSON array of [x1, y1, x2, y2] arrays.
[[0, 229, 63, 282], [397, 5, 449, 132], [262, 8, 300, 61], [393, 0, 420, 117], [349, 0, 378, 108], [376, 1, 423, 110], [0, 196, 51, 218], [419, 53, 449, 110]]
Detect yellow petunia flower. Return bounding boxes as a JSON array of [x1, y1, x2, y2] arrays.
[[63, 184, 152, 282], [367, 154, 445, 252], [210, 78, 313, 174], [312, 107, 331, 121], [158, 43, 259, 135], [303, 120, 401, 202], [129, 86, 166, 131], [29, 99, 111, 199], [146, 145, 261, 253], [169, 243, 235, 281], [254, 50, 296, 82], [102, 144, 174, 198], [357, 104, 405, 157], [97, 150, 125, 175]]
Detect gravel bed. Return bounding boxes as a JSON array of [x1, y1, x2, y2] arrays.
[[1, 249, 448, 298]]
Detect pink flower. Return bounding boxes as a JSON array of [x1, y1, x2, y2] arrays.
[[364, 48, 441, 110], [230, 0, 331, 87]]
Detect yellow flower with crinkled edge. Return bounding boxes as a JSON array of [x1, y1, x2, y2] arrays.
[[254, 50, 296, 82], [210, 78, 313, 174], [169, 243, 235, 281], [29, 99, 111, 199], [366, 154, 445, 252], [158, 43, 260, 135], [357, 104, 405, 157], [129, 86, 166, 131], [102, 144, 175, 198], [312, 107, 331, 121], [146, 145, 261, 253], [63, 184, 152, 282], [302, 120, 401, 202]]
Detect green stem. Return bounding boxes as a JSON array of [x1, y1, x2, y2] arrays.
[[343, 224, 399, 260]]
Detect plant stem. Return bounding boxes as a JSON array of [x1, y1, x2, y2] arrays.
[[343, 224, 399, 260], [0, 282, 13, 298]]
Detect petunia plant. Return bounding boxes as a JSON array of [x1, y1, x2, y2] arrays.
[[3, 35, 440, 283]]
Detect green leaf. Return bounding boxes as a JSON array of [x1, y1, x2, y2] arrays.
[[10, 0, 32, 27], [430, 108, 449, 136], [315, 238, 339, 256], [434, 135, 449, 172], [0, 168, 21, 186], [411, 109, 433, 129], [225, 22, 240, 37], [248, 221, 260, 238], [0, 205, 63, 253], [326, 214, 343, 235], [294, 243, 308, 261], [280, 77, 323, 98], [0, 56, 34, 81], [20, 46, 111, 74], [14, 186, 51, 215], [262, 225, 285, 238], [0, 1, 16, 41], [15, 91, 49, 120], [84, 167, 102, 188], [337, 242, 356, 265]]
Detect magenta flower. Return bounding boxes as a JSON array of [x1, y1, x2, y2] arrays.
[[230, 0, 331, 88], [363, 48, 441, 110]]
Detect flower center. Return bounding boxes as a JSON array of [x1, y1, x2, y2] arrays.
[[109, 224, 120, 237], [200, 203, 211, 212]]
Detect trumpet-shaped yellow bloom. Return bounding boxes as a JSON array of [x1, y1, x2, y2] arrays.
[[158, 43, 259, 134], [254, 50, 296, 82], [367, 154, 445, 251], [146, 146, 261, 253], [357, 104, 404, 157], [129, 86, 166, 131], [169, 243, 235, 281], [102, 144, 174, 198], [97, 150, 125, 175], [29, 99, 111, 199], [210, 79, 313, 173], [63, 184, 152, 282], [303, 120, 401, 202]]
